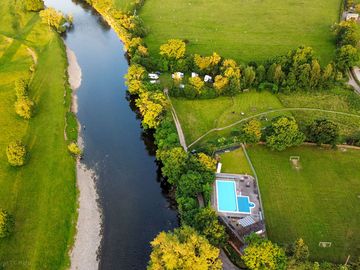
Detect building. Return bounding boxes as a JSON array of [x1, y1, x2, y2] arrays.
[[346, 13, 359, 21]]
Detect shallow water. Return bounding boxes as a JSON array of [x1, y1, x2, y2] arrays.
[[43, 0, 178, 269]]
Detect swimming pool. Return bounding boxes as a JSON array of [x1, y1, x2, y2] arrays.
[[216, 180, 255, 214], [216, 181, 238, 212]]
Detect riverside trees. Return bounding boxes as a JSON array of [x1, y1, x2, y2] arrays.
[[148, 226, 222, 270]]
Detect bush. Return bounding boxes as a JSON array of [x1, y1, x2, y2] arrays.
[[68, 142, 82, 157], [6, 141, 26, 167], [25, 0, 44, 12], [15, 79, 28, 98], [0, 209, 14, 238], [15, 97, 34, 119]]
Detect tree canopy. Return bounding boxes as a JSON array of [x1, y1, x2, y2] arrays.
[[266, 116, 305, 151], [160, 39, 186, 60], [306, 118, 339, 147], [243, 240, 287, 270], [148, 226, 222, 270]]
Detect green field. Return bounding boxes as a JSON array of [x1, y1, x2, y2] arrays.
[[247, 145, 360, 263], [172, 89, 360, 148], [220, 148, 253, 175], [0, 2, 76, 269], [171, 91, 284, 144], [140, 0, 340, 63]]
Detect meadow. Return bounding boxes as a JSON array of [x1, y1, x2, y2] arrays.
[[171, 91, 284, 144], [246, 145, 360, 263], [0, 1, 76, 269], [171, 88, 360, 148], [140, 0, 340, 63]]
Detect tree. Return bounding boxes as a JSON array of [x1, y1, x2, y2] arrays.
[[306, 118, 339, 147], [157, 147, 188, 185], [15, 97, 34, 119], [335, 45, 359, 71], [194, 53, 221, 73], [293, 238, 309, 263], [213, 75, 229, 94], [256, 65, 266, 84], [125, 64, 147, 95], [68, 142, 82, 157], [25, 0, 44, 11], [243, 119, 262, 144], [160, 39, 186, 60], [0, 209, 13, 238], [193, 207, 227, 246], [322, 63, 335, 87], [266, 116, 305, 151], [244, 66, 256, 88], [177, 171, 204, 197], [39, 8, 68, 33], [273, 65, 284, 86], [267, 63, 276, 83], [309, 60, 321, 89], [6, 141, 26, 166], [15, 79, 28, 98], [188, 76, 205, 94], [197, 153, 217, 171], [148, 226, 222, 270], [242, 240, 287, 270], [136, 91, 168, 129]]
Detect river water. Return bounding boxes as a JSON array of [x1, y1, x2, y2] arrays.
[[44, 0, 178, 269]]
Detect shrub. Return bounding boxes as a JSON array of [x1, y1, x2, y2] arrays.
[[15, 97, 34, 119], [68, 142, 82, 157], [6, 141, 26, 167], [15, 79, 28, 98], [25, 0, 44, 12], [0, 209, 14, 238]]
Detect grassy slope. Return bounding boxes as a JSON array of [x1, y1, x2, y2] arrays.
[[0, 2, 76, 269], [140, 0, 340, 63], [172, 91, 283, 144], [278, 89, 360, 138], [247, 145, 360, 263], [220, 148, 253, 175]]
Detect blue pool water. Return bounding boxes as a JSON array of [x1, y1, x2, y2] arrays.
[[216, 180, 256, 213], [237, 197, 254, 214], [216, 181, 237, 212]]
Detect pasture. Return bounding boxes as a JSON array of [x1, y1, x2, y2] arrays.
[[140, 0, 340, 63], [171, 91, 284, 144], [0, 1, 76, 269], [246, 145, 360, 263]]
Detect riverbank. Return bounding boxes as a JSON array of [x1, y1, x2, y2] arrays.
[[66, 47, 102, 270]]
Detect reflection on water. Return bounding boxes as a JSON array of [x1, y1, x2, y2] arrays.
[[44, 0, 178, 269]]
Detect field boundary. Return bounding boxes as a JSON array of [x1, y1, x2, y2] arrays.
[[187, 107, 360, 148]]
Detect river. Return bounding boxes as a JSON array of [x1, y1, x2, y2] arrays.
[[44, 0, 178, 269]]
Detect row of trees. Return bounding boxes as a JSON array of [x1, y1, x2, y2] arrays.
[[210, 117, 339, 153], [39, 8, 73, 33], [242, 235, 359, 270], [156, 40, 348, 99]]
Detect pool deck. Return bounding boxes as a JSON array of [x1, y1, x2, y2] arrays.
[[211, 173, 266, 246]]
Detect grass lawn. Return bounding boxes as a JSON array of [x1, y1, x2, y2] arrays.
[[0, 1, 76, 269], [278, 89, 360, 138], [112, 0, 135, 12], [140, 0, 340, 63], [220, 148, 253, 175], [171, 91, 284, 144], [247, 145, 360, 263]]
